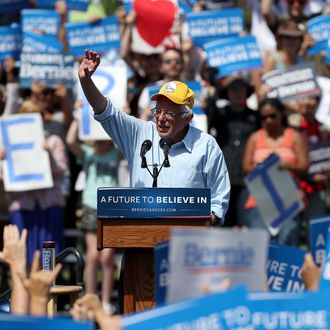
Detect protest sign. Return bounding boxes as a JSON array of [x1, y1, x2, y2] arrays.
[[36, 0, 89, 11], [315, 76, 330, 130], [166, 227, 269, 303], [77, 65, 127, 141], [0, 24, 22, 61], [308, 141, 330, 176], [0, 0, 27, 13], [122, 287, 249, 330], [0, 113, 53, 192], [154, 240, 170, 306], [320, 229, 330, 289], [131, 0, 180, 54], [22, 31, 63, 54], [21, 9, 60, 38], [309, 214, 330, 267], [267, 243, 306, 292], [306, 14, 330, 56], [204, 35, 263, 78], [262, 63, 321, 101], [245, 153, 304, 236], [19, 53, 75, 89], [0, 314, 93, 330], [186, 8, 243, 47], [65, 16, 121, 56]]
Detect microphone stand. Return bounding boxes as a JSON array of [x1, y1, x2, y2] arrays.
[[142, 160, 169, 188]]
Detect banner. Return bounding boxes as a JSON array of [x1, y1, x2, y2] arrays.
[[309, 214, 330, 266], [122, 287, 248, 330], [308, 141, 330, 176], [19, 53, 75, 89], [131, 0, 180, 54], [262, 63, 321, 101], [36, 0, 89, 11], [167, 228, 269, 303], [97, 187, 211, 218], [204, 35, 263, 78], [77, 64, 127, 141], [245, 153, 304, 236], [22, 31, 63, 54], [307, 14, 330, 56], [0, 24, 22, 61], [267, 243, 306, 292], [187, 8, 243, 47], [0, 113, 53, 191], [21, 9, 60, 38], [65, 16, 121, 56], [0, 314, 93, 330]]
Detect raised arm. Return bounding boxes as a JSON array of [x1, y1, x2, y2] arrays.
[[78, 50, 108, 114]]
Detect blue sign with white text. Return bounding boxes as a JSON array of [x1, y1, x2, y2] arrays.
[[0, 25, 22, 61], [307, 14, 330, 56], [97, 187, 211, 218], [154, 240, 169, 305]]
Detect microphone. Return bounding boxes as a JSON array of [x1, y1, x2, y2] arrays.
[[160, 138, 172, 168], [140, 139, 152, 168]]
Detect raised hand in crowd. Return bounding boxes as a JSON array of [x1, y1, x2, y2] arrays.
[[0, 225, 28, 315], [17, 250, 62, 316], [70, 293, 122, 330], [300, 252, 321, 292]]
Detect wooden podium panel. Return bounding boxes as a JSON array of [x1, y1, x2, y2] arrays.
[[97, 217, 208, 313]]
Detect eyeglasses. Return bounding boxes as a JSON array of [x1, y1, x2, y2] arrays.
[[162, 58, 182, 65], [151, 107, 186, 119], [261, 113, 277, 121]]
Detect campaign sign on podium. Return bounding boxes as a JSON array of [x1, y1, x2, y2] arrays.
[[97, 187, 211, 218]]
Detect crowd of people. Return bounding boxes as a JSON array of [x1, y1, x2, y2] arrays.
[[1, 0, 330, 326]]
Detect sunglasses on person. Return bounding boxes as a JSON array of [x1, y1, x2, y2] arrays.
[[261, 113, 277, 121], [151, 107, 186, 119], [162, 58, 182, 65]]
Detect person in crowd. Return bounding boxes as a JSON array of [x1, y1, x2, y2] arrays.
[[78, 50, 230, 226], [0, 225, 62, 316], [66, 120, 122, 315], [0, 100, 68, 265], [241, 97, 308, 246], [207, 74, 260, 227]]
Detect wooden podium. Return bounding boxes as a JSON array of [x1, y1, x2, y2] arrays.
[[97, 216, 208, 314]]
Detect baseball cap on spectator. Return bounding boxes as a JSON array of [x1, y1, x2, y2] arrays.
[[151, 81, 195, 109]]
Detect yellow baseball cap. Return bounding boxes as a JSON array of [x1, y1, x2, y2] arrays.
[[151, 81, 195, 109]]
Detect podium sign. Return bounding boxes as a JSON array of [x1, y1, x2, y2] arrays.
[[97, 187, 211, 218]]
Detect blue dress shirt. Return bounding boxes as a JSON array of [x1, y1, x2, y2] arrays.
[[94, 98, 230, 220]]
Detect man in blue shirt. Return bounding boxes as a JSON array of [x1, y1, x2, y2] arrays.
[[79, 50, 230, 226]]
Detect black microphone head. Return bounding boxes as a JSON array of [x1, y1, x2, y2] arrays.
[[142, 139, 152, 150], [159, 138, 172, 150]]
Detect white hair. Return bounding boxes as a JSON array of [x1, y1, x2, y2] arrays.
[[180, 104, 193, 118]]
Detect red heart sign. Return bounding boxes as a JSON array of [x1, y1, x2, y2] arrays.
[[134, 0, 177, 48]]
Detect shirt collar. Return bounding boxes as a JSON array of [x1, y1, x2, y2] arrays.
[[175, 125, 193, 153]]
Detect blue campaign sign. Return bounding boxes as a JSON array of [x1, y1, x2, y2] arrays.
[[0, 24, 22, 61], [267, 242, 306, 292], [187, 8, 243, 47], [0, 0, 27, 13], [245, 153, 303, 236], [0, 314, 93, 330], [307, 14, 330, 56], [122, 287, 248, 330], [36, 0, 89, 10], [309, 214, 330, 267], [204, 35, 263, 78], [320, 230, 330, 289], [97, 187, 211, 218], [154, 240, 170, 306], [247, 291, 330, 329], [185, 80, 204, 115], [19, 53, 75, 89], [21, 9, 60, 38], [22, 31, 63, 54], [65, 16, 121, 56]]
